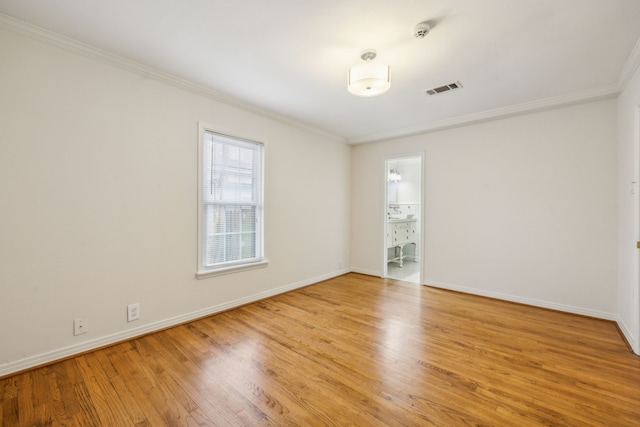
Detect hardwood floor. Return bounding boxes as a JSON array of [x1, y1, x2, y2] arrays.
[[2, 273, 639, 426]]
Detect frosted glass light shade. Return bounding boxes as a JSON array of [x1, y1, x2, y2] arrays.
[[348, 62, 390, 97], [388, 168, 402, 181]]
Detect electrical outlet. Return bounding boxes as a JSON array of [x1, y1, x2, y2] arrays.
[[74, 318, 88, 336], [127, 303, 141, 322]]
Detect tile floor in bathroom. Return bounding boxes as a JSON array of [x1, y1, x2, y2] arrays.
[[387, 259, 420, 284]]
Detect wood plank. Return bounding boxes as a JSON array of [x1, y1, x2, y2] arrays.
[[1, 273, 639, 426]]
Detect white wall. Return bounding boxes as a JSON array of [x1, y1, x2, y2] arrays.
[[352, 100, 618, 318], [395, 158, 421, 204], [0, 27, 350, 374], [617, 62, 640, 354]]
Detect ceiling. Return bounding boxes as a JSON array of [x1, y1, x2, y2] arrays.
[[1, 0, 640, 144]]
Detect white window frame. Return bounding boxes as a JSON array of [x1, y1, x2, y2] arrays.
[[196, 123, 267, 279]]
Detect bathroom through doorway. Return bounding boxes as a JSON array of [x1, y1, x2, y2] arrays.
[[384, 155, 423, 284]]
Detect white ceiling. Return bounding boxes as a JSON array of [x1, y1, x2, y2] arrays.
[[1, 0, 640, 143]]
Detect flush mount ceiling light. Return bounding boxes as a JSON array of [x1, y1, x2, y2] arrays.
[[347, 50, 390, 97]]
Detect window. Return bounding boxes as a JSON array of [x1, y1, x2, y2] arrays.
[[197, 125, 266, 278]]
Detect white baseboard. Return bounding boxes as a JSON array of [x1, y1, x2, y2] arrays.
[[425, 279, 617, 321], [4, 271, 630, 377], [350, 267, 382, 277], [0, 269, 348, 377], [616, 315, 640, 355]]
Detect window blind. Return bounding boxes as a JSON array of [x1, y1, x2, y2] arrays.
[[202, 131, 263, 269]]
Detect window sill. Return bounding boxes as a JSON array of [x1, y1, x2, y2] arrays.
[[196, 260, 269, 279]]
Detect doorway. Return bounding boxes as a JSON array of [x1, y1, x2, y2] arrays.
[[384, 155, 423, 284]]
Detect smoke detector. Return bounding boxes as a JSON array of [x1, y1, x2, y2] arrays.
[[413, 22, 431, 39]]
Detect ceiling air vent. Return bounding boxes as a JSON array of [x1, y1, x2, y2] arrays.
[[425, 81, 463, 96]]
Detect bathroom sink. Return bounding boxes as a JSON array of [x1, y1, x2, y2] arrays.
[[388, 216, 416, 222]]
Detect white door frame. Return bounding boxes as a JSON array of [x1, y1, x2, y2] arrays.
[[382, 153, 425, 284], [634, 105, 640, 355]]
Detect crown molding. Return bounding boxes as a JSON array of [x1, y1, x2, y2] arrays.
[[616, 35, 640, 92], [349, 34, 640, 144], [2, 11, 638, 147], [347, 84, 620, 144], [348, 34, 640, 144], [0, 13, 344, 144]]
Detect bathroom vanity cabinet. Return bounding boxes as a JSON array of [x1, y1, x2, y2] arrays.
[[387, 219, 417, 267]]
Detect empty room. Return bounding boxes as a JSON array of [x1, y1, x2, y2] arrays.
[[1, 1, 640, 425]]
